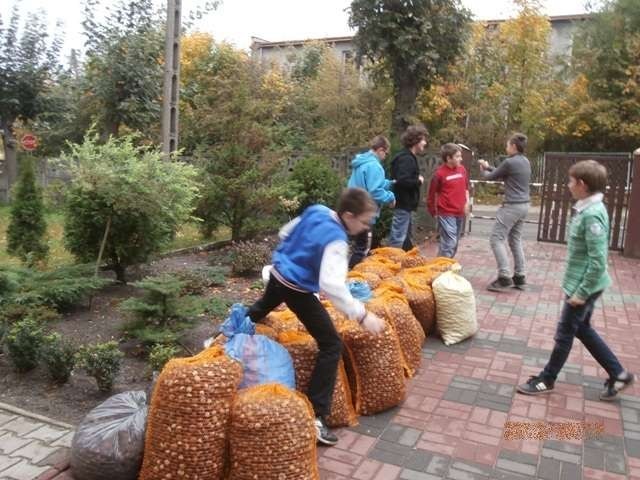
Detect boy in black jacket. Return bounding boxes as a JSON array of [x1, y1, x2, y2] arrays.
[[388, 125, 428, 250]]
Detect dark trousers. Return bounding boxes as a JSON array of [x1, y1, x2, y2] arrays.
[[248, 274, 343, 417], [349, 229, 373, 269], [541, 291, 624, 383]]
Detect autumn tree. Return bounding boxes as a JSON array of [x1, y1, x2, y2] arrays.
[[82, 0, 164, 139], [418, 0, 554, 156], [305, 48, 392, 152], [0, 5, 61, 200], [180, 34, 290, 240], [349, 0, 471, 139], [563, 0, 640, 150]]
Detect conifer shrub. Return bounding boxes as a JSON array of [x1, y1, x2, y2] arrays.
[[6, 158, 49, 265]]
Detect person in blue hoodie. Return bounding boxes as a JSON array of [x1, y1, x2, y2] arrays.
[[347, 135, 396, 268], [247, 188, 385, 446]]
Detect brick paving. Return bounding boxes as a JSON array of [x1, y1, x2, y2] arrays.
[[316, 237, 640, 480], [2, 236, 640, 479], [0, 403, 72, 480]]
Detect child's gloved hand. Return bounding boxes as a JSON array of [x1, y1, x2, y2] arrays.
[[361, 311, 385, 335]]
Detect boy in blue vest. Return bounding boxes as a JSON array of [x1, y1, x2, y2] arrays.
[[248, 188, 385, 445], [517, 160, 634, 400]]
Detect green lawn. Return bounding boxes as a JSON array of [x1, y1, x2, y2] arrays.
[[0, 206, 227, 268]]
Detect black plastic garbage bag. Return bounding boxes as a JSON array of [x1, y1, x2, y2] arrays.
[[70, 390, 147, 480]]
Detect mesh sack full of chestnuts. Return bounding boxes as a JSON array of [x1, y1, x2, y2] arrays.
[[336, 318, 406, 415], [347, 270, 382, 290], [400, 266, 437, 336], [138, 345, 243, 480], [400, 247, 429, 269], [369, 282, 425, 378], [424, 256, 461, 274], [277, 330, 357, 427], [227, 383, 319, 480], [351, 256, 401, 279], [262, 308, 306, 334], [369, 246, 407, 264]]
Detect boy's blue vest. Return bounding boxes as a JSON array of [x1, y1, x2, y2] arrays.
[[273, 205, 347, 292]]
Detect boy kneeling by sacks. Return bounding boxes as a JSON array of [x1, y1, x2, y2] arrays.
[[248, 188, 385, 445]]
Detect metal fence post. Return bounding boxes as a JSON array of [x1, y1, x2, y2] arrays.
[[623, 148, 640, 258]]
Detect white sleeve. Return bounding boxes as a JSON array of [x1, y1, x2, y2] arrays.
[[279, 216, 301, 239], [319, 240, 366, 320]]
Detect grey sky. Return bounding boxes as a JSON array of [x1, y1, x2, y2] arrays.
[[11, 0, 591, 56]]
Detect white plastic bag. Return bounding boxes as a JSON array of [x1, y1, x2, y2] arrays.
[[71, 391, 147, 480], [432, 271, 478, 345]]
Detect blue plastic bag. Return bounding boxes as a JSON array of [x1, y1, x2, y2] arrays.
[[348, 280, 372, 302], [220, 303, 255, 337], [224, 333, 295, 389]]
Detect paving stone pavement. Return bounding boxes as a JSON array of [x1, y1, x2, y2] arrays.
[[2, 237, 640, 479], [0, 403, 73, 480], [316, 237, 640, 480]]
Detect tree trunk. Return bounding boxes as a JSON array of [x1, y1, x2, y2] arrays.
[[95, 215, 112, 277], [1, 120, 18, 202], [391, 71, 419, 141], [102, 121, 120, 141], [113, 263, 127, 284]]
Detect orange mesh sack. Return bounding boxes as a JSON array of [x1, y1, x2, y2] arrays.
[[424, 257, 461, 273], [278, 331, 357, 427], [336, 319, 406, 415], [255, 323, 277, 339], [263, 308, 305, 334], [379, 276, 404, 291], [401, 267, 437, 336], [139, 346, 242, 480], [228, 384, 319, 480], [347, 270, 381, 289], [400, 247, 428, 269], [369, 246, 406, 263], [370, 283, 425, 377], [321, 300, 348, 326], [352, 256, 401, 279]]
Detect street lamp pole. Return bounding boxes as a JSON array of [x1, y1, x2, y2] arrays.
[[162, 0, 181, 158]]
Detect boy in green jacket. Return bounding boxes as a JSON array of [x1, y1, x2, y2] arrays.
[[517, 160, 634, 400]]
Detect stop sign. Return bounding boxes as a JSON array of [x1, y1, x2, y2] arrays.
[[21, 134, 38, 151]]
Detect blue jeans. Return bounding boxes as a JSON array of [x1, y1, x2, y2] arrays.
[[541, 291, 623, 383], [388, 209, 413, 250], [437, 215, 464, 258]]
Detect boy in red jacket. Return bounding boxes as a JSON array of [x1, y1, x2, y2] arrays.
[[427, 143, 469, 258]]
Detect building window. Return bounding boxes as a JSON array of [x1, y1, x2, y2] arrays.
[[342, 50, 354, 65]]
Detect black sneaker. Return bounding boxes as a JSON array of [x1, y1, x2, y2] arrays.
[[512, 274, 526, 290], [517, 375, 554, 395], [314, 416, 338, 446], [600, 372, 635, 401], [487, 277, 513, 292]]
